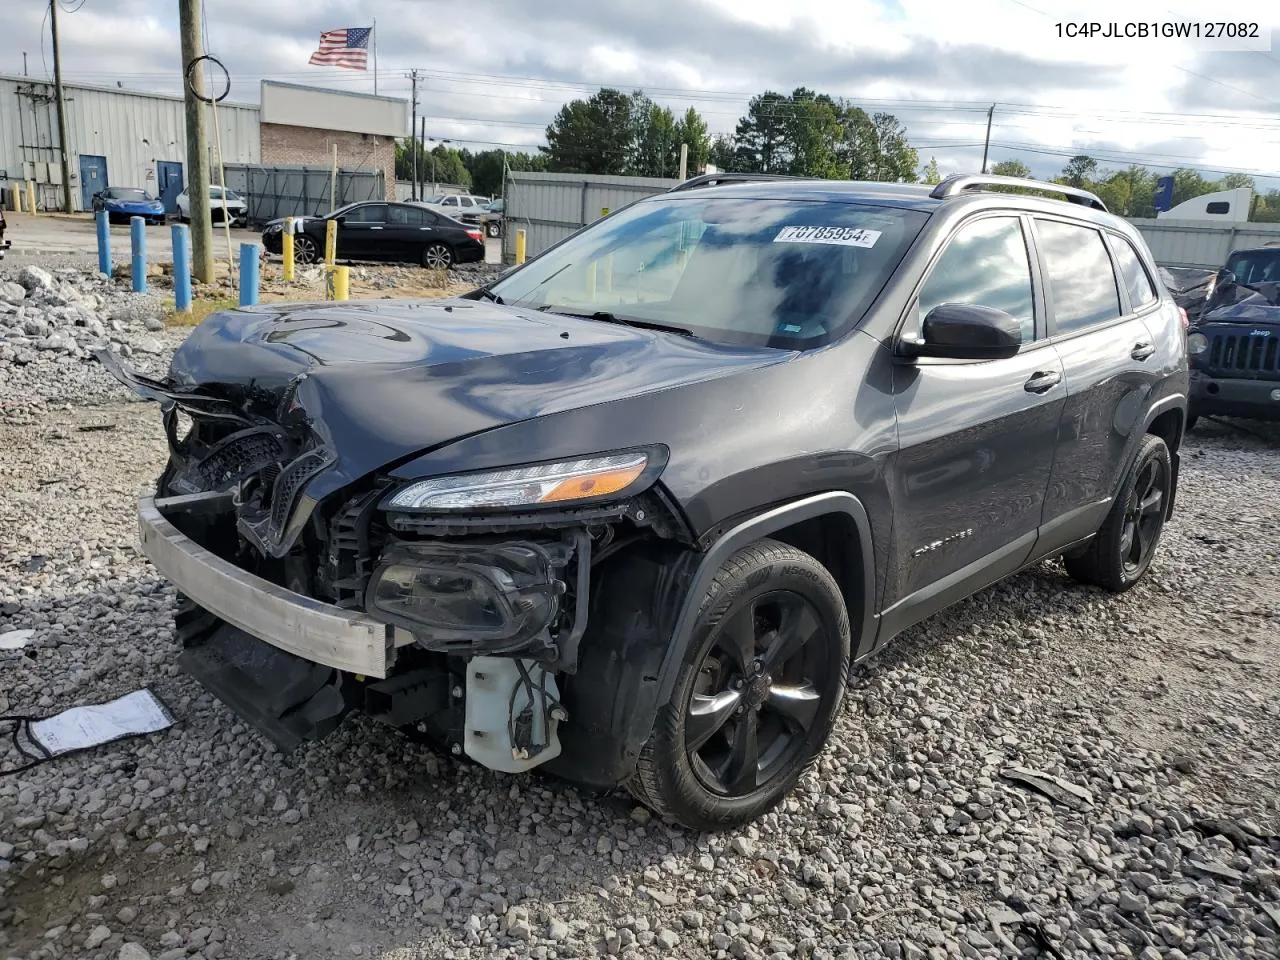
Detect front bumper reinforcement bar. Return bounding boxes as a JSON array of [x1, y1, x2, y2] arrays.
[[138, 496, 394, 678]]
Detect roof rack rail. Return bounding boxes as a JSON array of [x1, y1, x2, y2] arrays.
[[930, 174, 1108, 212], [667, 172, 805, 193]]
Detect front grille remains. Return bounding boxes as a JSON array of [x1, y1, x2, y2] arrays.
[[1207, 330, 1280, 380], [270, 451, 329, 531]]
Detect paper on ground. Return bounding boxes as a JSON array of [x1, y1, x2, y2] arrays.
[[28, 689, 174, 755]]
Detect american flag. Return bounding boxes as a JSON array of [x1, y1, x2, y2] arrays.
[[308, 27, 371, 70]]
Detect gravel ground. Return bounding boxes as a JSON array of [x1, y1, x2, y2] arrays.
[[1, 266, 1278, 960]]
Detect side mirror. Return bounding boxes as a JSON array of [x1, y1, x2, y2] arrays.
[[1217, 269, 1237, 286], [335, 216, 347, 226], [900, 303, 1023, 361]]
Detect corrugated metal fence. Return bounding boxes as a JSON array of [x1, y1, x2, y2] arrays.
[[221, 163, 386, 226], [500, 170, 1280, 269], [1128, 218, 1280, 269], [502, 171, 678, 260]]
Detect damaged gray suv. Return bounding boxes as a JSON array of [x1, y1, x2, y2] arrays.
[[103, 173, 1188, 830]]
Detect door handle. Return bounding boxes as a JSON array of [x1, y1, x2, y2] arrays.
[[1131, 340, 1155, 361], [1023, 370, 1062, 394]]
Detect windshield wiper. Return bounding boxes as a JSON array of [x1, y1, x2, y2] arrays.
[[474, 287, 505, 304], [537, 307, 695, 338]]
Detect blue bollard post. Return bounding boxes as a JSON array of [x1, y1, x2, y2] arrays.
[[171, 223, 192, 314], [239, 243, 260, 307], [130, 216, 147, 293], [95, 211, 111, 276]]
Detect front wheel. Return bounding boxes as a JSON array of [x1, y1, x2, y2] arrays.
[[1065, 434, 1171, 592], [293, 235, 319, 264], [486, 221, 501, 238], [422, 243, 453, 269], [628, 539, 850, 830]]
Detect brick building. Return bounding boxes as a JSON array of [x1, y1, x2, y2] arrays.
[[259, 81, 407, 202]]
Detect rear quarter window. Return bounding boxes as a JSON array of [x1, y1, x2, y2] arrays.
[[1035, 219, 1122, 335]]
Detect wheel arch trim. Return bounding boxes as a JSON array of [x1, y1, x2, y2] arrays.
[[655, 491, 876, 704]]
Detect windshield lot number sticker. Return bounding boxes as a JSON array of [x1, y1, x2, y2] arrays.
[[774, 226, 881, 247]]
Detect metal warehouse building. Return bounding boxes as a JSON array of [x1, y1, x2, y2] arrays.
[[0, 75, 407, 216], [0, 73, 259, 213]]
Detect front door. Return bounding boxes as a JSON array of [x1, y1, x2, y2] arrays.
[[881, 214, 1066, 637], [157, 161, 184, 216], [1034, 219, 1164, 548], [338, 203, 389, 260], [79, 155, 108, 210]]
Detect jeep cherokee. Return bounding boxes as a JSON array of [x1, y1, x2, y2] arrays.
[[101, 172, 1188, 830]]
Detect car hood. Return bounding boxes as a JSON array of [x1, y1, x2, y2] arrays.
[[165, 299, 790, 495], [106, 198, 163, 208], [1200, 300, 1280, 326]]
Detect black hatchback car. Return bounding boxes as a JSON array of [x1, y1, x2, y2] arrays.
[[104, 173, 1187, 831], [260, 200, 486, 268]]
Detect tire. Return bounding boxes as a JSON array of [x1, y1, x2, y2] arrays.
[[293, 235, 319, 265], [1064, 434, 1172, 593], [486, 221, 501, 238], [628, 539, 850, 831], [422, 243, 453, 269]]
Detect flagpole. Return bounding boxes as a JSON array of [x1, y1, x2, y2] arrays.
[[372, 19, 378, 95]]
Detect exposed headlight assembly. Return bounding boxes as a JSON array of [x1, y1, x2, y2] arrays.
[[1187, 332, 1209, 355], [384, 450, 658, 513]]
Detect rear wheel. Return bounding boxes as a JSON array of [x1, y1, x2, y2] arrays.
[[486, 221, 501, 238], [1065, 434, 1171, 592], [628, 539, 850, 830], [422, 243, 453, 269], [293, 235, 318, 264]]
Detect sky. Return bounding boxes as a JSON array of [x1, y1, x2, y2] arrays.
[[6, 0, 1280, 188]]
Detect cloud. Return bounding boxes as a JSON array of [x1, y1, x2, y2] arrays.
[[4, 0, 1277, 184]]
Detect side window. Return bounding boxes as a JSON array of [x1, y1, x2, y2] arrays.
[[1035, 219, 1121, 334], [916, 216, 1036, 343], [441, 196, 457, 207], [389, 205, 424, 225], [1111, 237, 1157, 311], [459, 197, 475, 208], [347, 204, 387, 223]]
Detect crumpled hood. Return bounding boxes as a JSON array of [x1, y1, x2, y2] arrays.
[[168, 299, 790, 495], [1201, 300, 1280, 326]]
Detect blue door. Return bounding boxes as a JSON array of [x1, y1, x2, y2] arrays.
[[157, 161, 184, 215], [79, 155, 108, 211]]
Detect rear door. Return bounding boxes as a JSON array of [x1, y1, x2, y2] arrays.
[[882, 213, 1066, 635], [1033, 217, 1163, 549], [387, 204, 435, 261], [339, 204, 389, 259]]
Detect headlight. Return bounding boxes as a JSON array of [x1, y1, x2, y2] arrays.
[[385, 451, 653, 512], [1187, 332, 1209, 355]]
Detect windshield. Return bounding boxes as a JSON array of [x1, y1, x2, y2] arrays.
[[489, 196, 927, 348], [1225, 250, 1280, 286], [110, 188, 152, 201]]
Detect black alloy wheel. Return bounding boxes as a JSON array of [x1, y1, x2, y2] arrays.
[[629, 539, 850, 830], [1120, 454, 1168, 577], [686, 590, 831, 796], [1065, 433, 1171, 592]]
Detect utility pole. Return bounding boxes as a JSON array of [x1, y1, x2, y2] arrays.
[[49, 0, 74, 213], [981, 103, 995, 175], [420, 117, 426, 198], [408, 70, 419, 200], [23, 52, 28, 77], [178, 0, 214, 283]]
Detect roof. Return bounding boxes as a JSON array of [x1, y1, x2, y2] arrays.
[[659, 179, 942, 211], [0, 72, 257, 111]]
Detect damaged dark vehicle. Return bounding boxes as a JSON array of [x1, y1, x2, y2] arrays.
[[101, 173, 1188, 830], [1185, 246, 1280, 428]]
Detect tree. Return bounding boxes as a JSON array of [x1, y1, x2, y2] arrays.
[[1170, 167, 1212, 206], [426, 145, 470, 188], [709, 134, 738, 173], [990, 159, 1031, 179], [734, 91, 791, 173], [631, 95, 679, 178], [783, 88, 847, 179], [1218, 172, 1255, 192], [673, 107, 712, 175], [1061, 155, 1098, 188], [864, 112, 918, 182], [920, 157, 942, 185], [543, 88, 635, 174]]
